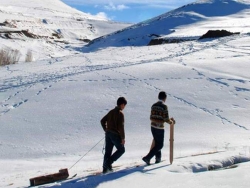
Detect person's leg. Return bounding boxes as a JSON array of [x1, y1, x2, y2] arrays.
[[103, 132, 114, 172], [154, 128, 164, 163], [149, 139, 160, 163], [143, 127, 164, 164], [150, 139, 155, 150], [152, 127, 164, 161], [109, 132, 125, 163], [155, 149, 162, 163]]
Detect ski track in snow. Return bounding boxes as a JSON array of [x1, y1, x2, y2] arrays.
[[0, 34, 237, 91], [190, 68, 249, 130], [105, 35, 250, 131], [1, 35, 250, 132], [111, 65, 249, 131]]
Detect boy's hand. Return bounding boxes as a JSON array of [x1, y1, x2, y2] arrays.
[[121, 139, 125, 145], [170, 117, 176, 125]]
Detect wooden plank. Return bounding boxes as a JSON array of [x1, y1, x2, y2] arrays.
[[29, 169, 69, 186], [169, 124, 174, 164]]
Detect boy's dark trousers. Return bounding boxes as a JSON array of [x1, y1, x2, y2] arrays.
[[103, 131, 125, 168], [144, 127, 164, 161]]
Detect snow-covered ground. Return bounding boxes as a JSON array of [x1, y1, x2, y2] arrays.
[[1, 0, 250, 187], [1, 33, 250, 187]]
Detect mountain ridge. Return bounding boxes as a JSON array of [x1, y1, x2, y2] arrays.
[[0, 0, 130, 61], [85, 0, 250, 51]]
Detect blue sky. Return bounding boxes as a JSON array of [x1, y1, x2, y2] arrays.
[[62, 0, 195, 23]]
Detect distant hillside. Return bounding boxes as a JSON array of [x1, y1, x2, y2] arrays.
[[0, 0, 130, 61], [85, 0, 250, 51]]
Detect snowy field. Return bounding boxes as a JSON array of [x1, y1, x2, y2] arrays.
[[1, 32, 250, 187]]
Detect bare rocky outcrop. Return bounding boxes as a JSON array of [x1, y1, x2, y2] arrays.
[[199, 30, 240, 39], [148, 38, 195, 45]]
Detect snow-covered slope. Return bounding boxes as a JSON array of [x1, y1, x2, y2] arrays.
[[0, 0, 96, 19], [1, 1, 250, 188], [86, 0, 250, 51], [0, 0, 130, 60], [1, 33, 250, 187]]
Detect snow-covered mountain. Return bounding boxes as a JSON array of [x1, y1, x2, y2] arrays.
[[1, 0, 250, 188], [86, 0, 250, 51], [0, 0, 130, 60]]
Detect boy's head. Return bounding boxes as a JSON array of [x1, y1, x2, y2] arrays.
[[117, 97, 127, 110], [158, 91, 167, 101]]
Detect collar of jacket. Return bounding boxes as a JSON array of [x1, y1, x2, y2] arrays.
[[115, 106, 122, 110], [158, 100, 165, 103]]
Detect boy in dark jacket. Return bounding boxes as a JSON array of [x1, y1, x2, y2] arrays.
[[142, 91, 175, 165], [101, 97, 127, 173]]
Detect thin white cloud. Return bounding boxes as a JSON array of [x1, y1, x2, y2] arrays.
[[95, 12, 110, 20], [104, 3, 129, 11], [62, 0, 193, 8]]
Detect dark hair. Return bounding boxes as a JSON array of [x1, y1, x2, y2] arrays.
[[158, 91, 167, 100], [117, 97, 127, 106]]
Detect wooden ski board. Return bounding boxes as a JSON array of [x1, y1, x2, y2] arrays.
[[169, 124, 174, 164], [90, 164, 123, 176], [92, 168, 121, 176], [91, 160, 168, 176], [29, 169, 69, 186], [91, 163, 145, 176]]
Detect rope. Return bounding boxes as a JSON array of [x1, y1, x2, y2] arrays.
[[68, 136, 105, 170], [102, 139, 106, 155]]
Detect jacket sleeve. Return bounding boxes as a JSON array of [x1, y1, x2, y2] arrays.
[[163, 106, 171, 124], [118, 112, 125, 139], [100, 114, 108, 132]]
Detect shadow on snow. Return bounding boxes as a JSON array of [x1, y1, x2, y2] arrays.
[[55, 164, 170, 188]]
